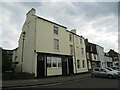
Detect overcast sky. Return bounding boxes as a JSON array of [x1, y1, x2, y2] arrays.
[[1, 2, 119, 52]]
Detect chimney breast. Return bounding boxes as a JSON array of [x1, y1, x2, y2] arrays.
[[26, 8, 36, 18]]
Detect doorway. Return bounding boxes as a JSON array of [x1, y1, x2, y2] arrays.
[[37, 54, 45, 78], [68, 57, 74, 75]]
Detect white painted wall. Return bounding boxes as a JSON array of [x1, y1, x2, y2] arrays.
[[104, 55, 113, 67], [16, 8, 88, 77], [96, 45, 105, 68], [73, 34, 88, 73], [16, 9, 37, 76]]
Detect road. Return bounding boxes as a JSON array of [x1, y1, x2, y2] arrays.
[[3, 77, 119, 89]]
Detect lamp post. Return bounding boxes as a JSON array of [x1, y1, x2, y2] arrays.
[[20, 31, 26, 79]]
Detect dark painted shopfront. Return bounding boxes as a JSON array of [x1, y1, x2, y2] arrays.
[[37, 53, 74, 78]]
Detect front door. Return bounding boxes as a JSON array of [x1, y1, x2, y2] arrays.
[[62, 58, 68, 76], [68, 57, 74, 75], [37, 54, 45, 78]]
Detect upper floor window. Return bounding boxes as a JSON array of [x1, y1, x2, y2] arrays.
[[76, 36, 78, 43], [69, 34, 72, 41], [70, 45, 73, 54], [90, 46, 93, 52], [54, 26, 58, 35], [94, 54, 96, 60], [82, 60, 85, 68], [80, 38, 83, 45], [54, 39, 59, 51], [76, 46, 80, 56], [87, 53, 89, 59], [81, 48, 84, 55]]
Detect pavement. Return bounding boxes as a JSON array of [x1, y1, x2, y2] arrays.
[[2, 72, 91, 89]]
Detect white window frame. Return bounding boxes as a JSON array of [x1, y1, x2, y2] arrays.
[[70, 45, 73, 54], [47, 57, 62, 68], [69, 34, 72, 42], [76, 46, 80, 56], [80, 38, 82, 45], [47, 57, 52, 67], [77, 60, 80, 69], [87, 53, 89, 59], [81, 48, 84, 56], [54, 39, 59, 51], [53, 26, 58, 35], [82, 60, 85, 69]]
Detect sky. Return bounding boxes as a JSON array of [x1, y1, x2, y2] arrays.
[[1, 1, 119, 52]]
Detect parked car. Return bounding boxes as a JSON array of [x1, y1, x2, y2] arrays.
[[111, 67, 120, 71], [106, 67, 120, 72], [91, 68, 120, 78]]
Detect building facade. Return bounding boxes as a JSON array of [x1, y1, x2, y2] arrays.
[[104, 53, 113, 67], [96, 45, 105, 68], [85, 39, 99, 72], [107, 49, 119, 67], [14, 8, 88, 78]]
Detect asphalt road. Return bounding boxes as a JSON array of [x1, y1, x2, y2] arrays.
[[3, 77, 119, 89]]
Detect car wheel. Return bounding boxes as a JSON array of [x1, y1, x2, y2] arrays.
[[108, 75, 113, 79]]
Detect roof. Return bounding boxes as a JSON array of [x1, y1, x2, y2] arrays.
[[35, 15, 67, 29], [34, 15, 85, 39], [66, 30, 84, 39]]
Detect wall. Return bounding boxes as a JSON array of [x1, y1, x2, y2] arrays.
[[17, 8, 89, 76], [36, 18, 70, 55], [35, 18, 88, 74], [73, 34, 88, 73], [35, 17, 70, 76], [104, 55, 113, 67], [16, 9, 37, 76], [47, 68, 62, 76], [96, 45, 105, 68]]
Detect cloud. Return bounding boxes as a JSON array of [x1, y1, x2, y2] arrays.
[[1, 2, 118, 52]]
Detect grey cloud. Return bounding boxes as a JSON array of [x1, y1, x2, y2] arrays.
[[20, 2, 42, 8], [91, 16, 118, 33], [72, 2, 118, 20], [1, 2, 118, 52]]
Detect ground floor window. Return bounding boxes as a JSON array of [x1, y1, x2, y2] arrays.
[[77, 60, 80, 69], [82, 60, 85, 68], [107, 62, 113, 67], [88, 61, 92, 69], [47, 56, 62, 68]]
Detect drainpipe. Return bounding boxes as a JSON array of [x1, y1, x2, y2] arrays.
[[73, 34, 77, 74], [34, 17, 37, 77]]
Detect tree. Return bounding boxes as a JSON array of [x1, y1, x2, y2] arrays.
[[2, 51, 12, 73]]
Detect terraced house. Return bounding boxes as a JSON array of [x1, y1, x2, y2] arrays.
[[13, 8, 88, 78]]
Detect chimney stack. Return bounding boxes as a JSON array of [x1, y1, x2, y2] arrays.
[[71, 29, 76, 34]]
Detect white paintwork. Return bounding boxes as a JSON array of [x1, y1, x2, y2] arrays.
[[14, 8, 88, 77], [104, 55, 113, 67], [96, 45, 105, 68]]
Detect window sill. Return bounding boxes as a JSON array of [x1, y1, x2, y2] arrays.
[[54, 50, 60, 52], [83, 68, 86, 69]]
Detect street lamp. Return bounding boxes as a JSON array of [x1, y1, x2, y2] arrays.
[[20, 31, 26, 79]]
